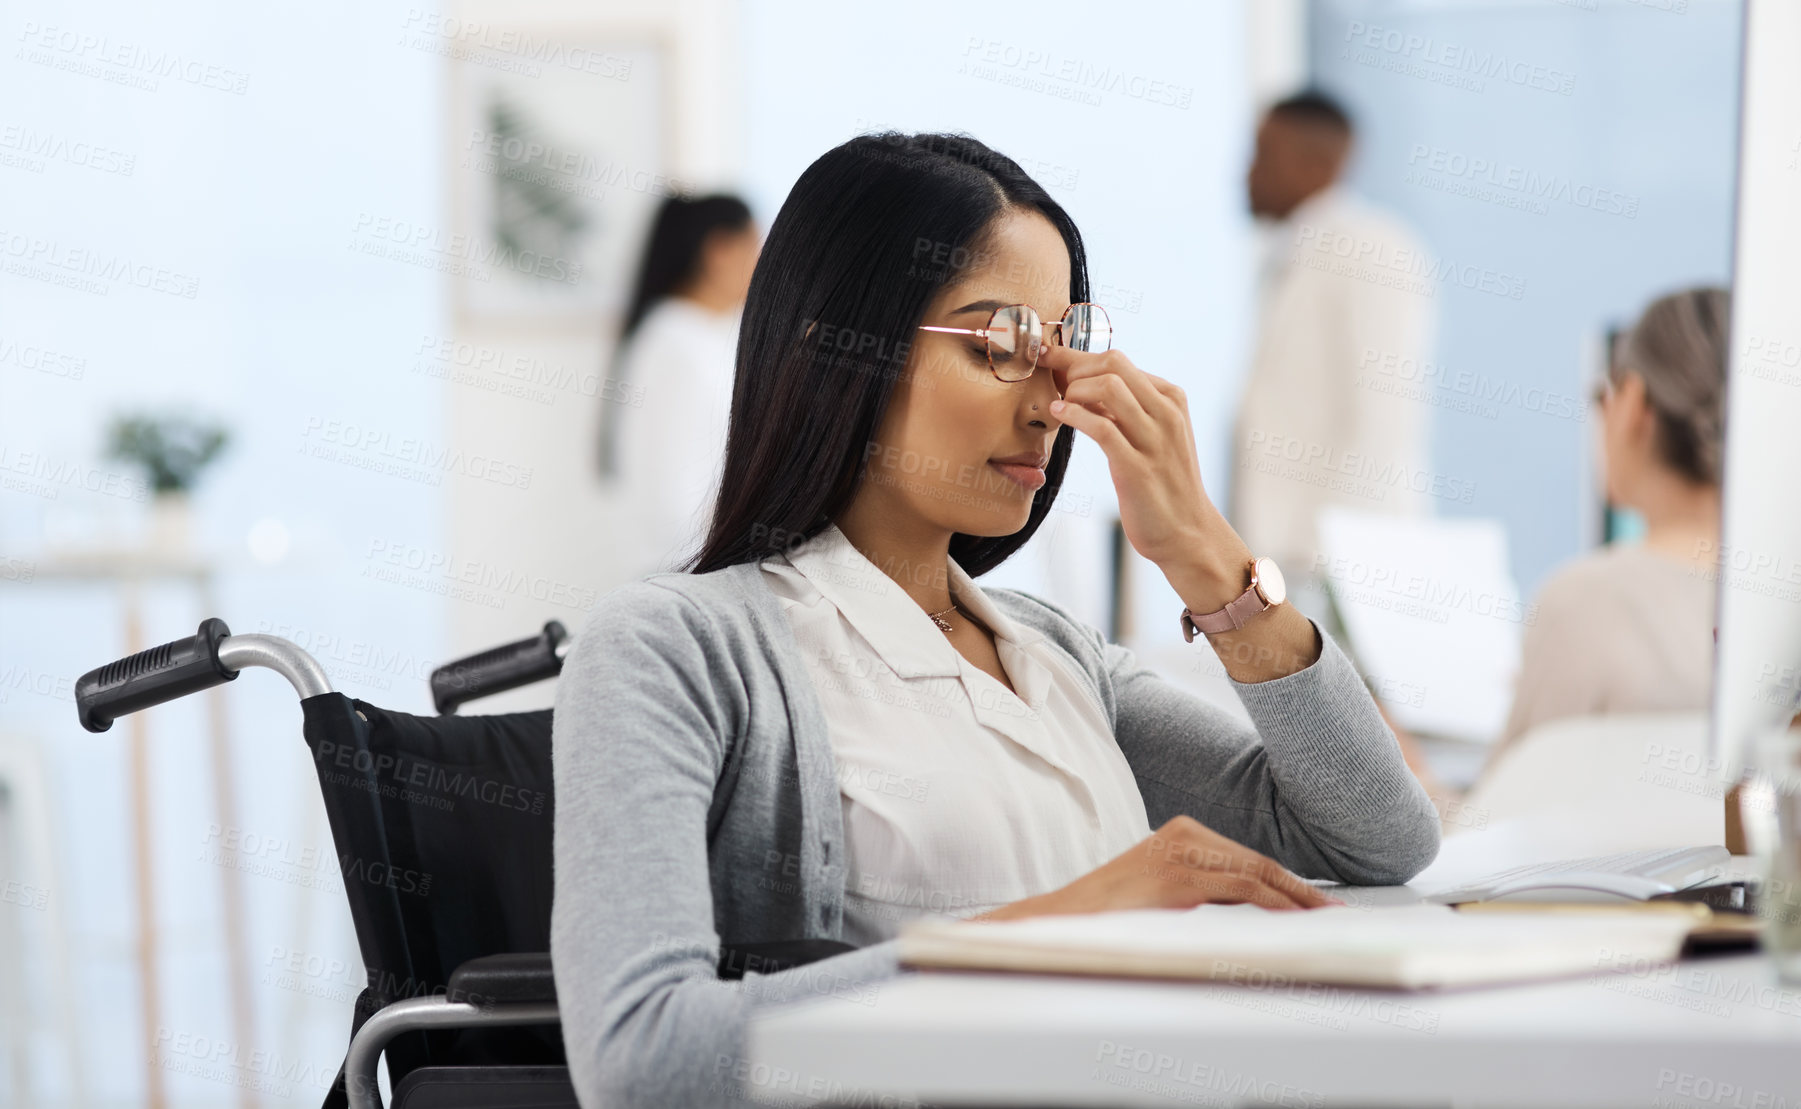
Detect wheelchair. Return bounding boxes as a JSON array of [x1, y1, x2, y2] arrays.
[[76, 617, 853, 1108]]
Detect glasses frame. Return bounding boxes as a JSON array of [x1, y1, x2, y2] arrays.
[[917, 302, 1111, 383]]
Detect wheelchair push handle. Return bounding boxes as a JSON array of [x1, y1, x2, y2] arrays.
[[77, 618, 239, 733], [430, 620, 569, 714]]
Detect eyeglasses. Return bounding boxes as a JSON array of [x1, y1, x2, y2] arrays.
[[917, 302, 1113, 382]]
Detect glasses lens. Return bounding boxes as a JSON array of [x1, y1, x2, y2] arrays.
[[988, 305, 1043, 382], [1063, 303, 1113, 353]]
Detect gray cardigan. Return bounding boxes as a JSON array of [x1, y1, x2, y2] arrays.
[[549, 563, 1440, 1108]]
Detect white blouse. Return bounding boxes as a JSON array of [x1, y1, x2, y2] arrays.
[[759, 523, 1153, 945]]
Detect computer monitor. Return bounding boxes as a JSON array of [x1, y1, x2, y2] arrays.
[[1711, 0, 1801, 837]]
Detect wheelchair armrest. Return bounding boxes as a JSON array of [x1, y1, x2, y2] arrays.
[[718, 939, 858, 980], [442, 941, 858, 1003], [448, 952, 558, 1006], [343, 991, 561, 1109]]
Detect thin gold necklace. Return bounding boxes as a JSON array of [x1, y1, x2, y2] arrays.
[[927, 603, 959, 633]]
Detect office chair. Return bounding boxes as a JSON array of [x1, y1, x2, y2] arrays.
[[75, 618, 855, 1109]]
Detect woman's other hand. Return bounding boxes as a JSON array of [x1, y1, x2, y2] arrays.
[[975, 816, 1341, 922]]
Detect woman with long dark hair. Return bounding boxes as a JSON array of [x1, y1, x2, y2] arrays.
[[552, 133, 1440, 1107], [600, 192, 759, 577]]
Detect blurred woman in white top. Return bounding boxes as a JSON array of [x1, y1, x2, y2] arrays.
[[599, 193, 760, 577], [1486, 286, 1730, 769]]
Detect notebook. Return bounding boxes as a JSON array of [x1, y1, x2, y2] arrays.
[[897, 903, 1696, 990]]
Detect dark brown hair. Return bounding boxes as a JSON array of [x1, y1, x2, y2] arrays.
[[684, 133, 1088, 576]]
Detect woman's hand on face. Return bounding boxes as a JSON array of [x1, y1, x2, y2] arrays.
[[975, 816, 1341, 923], [1036, 345, 1223, 568], [1038, 341, 1321, 681]]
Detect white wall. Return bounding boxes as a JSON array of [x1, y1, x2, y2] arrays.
[[435, 0, 743, 710], [2, 1, 444, 1103]]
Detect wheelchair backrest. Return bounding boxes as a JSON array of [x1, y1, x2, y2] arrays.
[[300, 692, 561, 1078]]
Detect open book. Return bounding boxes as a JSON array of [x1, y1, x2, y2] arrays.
[[898, 904, 1696, 990]]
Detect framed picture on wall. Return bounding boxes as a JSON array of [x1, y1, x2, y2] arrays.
[[441, 31, 677, 326]]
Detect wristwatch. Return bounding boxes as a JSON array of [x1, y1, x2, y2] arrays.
[[1180, 556, 1287, 641]]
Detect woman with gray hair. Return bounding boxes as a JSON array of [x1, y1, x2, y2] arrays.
[[1488, 285, 1731, 765]]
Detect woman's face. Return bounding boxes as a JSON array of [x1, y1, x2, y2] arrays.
[[704, 224, 761, 305], [854, 209, 1070, 539]]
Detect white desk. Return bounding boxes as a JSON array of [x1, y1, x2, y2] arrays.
[[747, 951, 1801, 1107], [746, 835, 1799, 1106]]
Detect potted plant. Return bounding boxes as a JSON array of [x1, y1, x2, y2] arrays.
[[105, 413, 230, 554]]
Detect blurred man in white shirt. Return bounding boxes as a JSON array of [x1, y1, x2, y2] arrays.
[[1231, 91, 1437, 620]]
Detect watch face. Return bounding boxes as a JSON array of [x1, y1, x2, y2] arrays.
[[1253, 557, 1287, 605]]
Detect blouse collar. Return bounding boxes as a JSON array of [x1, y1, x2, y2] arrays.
[[778, 523, 1050, 704]]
